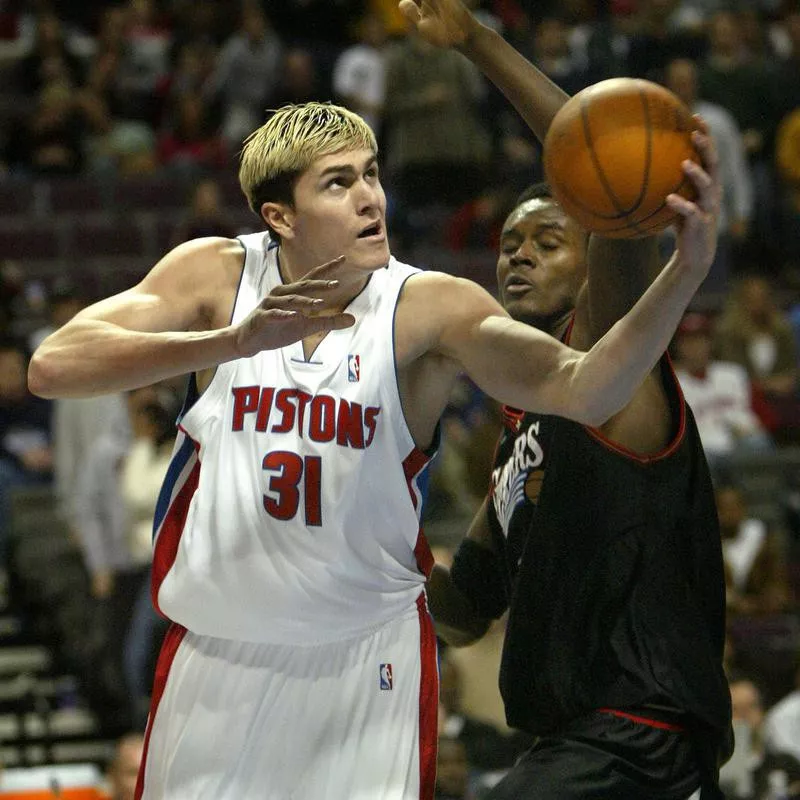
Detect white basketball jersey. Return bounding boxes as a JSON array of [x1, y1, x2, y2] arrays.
[[151, 233, 435, 645]]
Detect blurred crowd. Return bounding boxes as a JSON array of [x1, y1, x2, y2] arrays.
[[1, 0, 800, 797]]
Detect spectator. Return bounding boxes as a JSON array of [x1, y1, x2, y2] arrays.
[[663, 57, 753, 291], [524, 15, 590, 97], [30, 283, 129, 530], [765, 659, 800, 767], [73, 385, 176, 722], [698, 9, 778, 243], [204, 1, 282, 149], [8, 79, 86, 175], [726, 675, 800, 800], [114, 0, 172, 127], [717, 484, 790, 617], [157, 91, 226, 173], [103, 731, 144, 800], [384, 28, 491, 235], [76, 5, 158, 176], [332, 11, 388, 135], [672, 311, 771, 472], [0, 339, 52, 571], [714, 274, 799, 437], [271, 47, 325, 108], [28, 280, 85, 353], [775, 106, 800, 265], [624, 0, 704, 82], [171, 177, 236, 246], [16, 10, 85, 97]]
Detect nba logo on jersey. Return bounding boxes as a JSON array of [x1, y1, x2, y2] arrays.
[[379, 663, 393, 690], [348, 354, 360, 382]]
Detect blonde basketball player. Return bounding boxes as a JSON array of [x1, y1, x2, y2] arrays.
[[29, 102, 720, 799]]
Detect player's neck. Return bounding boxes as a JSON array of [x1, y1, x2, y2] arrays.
[[279, 249, 371, 313]]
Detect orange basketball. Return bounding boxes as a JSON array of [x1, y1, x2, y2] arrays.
[[543, 78, 699, 239]]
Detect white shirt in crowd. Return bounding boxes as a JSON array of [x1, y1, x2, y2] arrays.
[[676, 361, 765, 458]]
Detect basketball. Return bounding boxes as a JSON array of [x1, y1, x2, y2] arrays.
[[543, 78, 699, 239]]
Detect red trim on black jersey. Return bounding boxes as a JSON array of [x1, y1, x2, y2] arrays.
[[584, 355, 687, 464]]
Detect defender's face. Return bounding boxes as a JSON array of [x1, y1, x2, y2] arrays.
[[496, 198, 587, 332], [289, 148, 389, 272]]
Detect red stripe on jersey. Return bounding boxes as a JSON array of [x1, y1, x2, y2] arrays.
[[151, 438, 201, 616], [417, 593, 438, 800], [135, 623, 188, 799], [414, 529, 434, 578], [402, 447, 429, 511]]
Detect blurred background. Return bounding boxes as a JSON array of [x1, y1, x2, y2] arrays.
[[1, 0, 800, 797]]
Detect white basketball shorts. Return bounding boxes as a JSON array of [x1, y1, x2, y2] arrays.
[[135, 594, 438, 799]]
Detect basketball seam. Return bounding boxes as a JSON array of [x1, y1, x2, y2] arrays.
[[579, 88, 649, 237], [552, 169, 690, 228], [594, 171, 691, 234]]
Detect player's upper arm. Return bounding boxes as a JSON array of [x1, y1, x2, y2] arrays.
[[70, 237, 239, 334], [411, 272, 581, 418]]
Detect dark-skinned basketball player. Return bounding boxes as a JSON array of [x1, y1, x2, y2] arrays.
[[402, 1, 734, 798]]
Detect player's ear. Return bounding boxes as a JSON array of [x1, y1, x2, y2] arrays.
[[261, 202, 296, 241]]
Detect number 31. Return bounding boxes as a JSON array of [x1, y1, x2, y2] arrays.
[[262, 450, 322, 526]]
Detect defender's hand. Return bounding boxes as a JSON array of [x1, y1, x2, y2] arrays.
[[233, 256, 355, 358], [398, 0, 479, 49], [666, 117, 721, 280]]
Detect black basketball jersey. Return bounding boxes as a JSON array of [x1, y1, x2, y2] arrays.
[[486, 355, 732, 765]]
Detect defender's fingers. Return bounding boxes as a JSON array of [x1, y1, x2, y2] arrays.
[[682, 158, 713, 193], [666, 193, 700, 218], [304, 255, 347, 281], [303, 313, 356, 335], [691, 129, 719, 179], [262, 294, 328, 310], [691, 114, 710, 137], [267, 280, 341, 300], [399, 0, 422, 24]]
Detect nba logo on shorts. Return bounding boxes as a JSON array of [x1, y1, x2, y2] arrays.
[[379, 663, 393, 690], [348, 354, 360, 382]]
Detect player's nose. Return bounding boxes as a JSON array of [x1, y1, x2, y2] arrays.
[[354, 176, 381, 212]]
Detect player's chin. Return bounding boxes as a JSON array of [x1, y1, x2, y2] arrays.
[[351, 241, 391, 271]]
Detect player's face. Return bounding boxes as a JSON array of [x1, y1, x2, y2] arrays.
[[496, 198, 587, 332], [289, 148, 389, 273]]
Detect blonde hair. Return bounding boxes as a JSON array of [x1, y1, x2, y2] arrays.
[[239, 102, 377, 215]]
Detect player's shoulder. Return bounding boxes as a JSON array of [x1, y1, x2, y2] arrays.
[[401, 267, 497, 305], [147, 235, 245, 290]]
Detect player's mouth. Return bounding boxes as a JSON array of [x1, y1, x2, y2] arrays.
[[356, 220, 385, 242], [504, 275, 535, 295]]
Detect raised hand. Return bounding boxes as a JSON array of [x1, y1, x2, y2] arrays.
[[398, 0, 478, 49], [234, 256, 355, 357], [665, 117, 722, 280]]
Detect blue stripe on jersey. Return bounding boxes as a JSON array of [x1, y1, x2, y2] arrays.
[[178, 374, 200, 421], [152, 433, 195, 539], [417, 462, 431, 520]]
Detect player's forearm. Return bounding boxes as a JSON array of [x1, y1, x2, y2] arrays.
[[458, 22, 568, 143], [572, 254, 706, 425], [29, 320, 239, 398], [426, 564, 491, 647]]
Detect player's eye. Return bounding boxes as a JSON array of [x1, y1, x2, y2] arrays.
[[326, 176, 347, 189]]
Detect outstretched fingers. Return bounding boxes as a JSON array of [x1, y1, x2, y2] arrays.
[[398, 0, 422, 24]]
